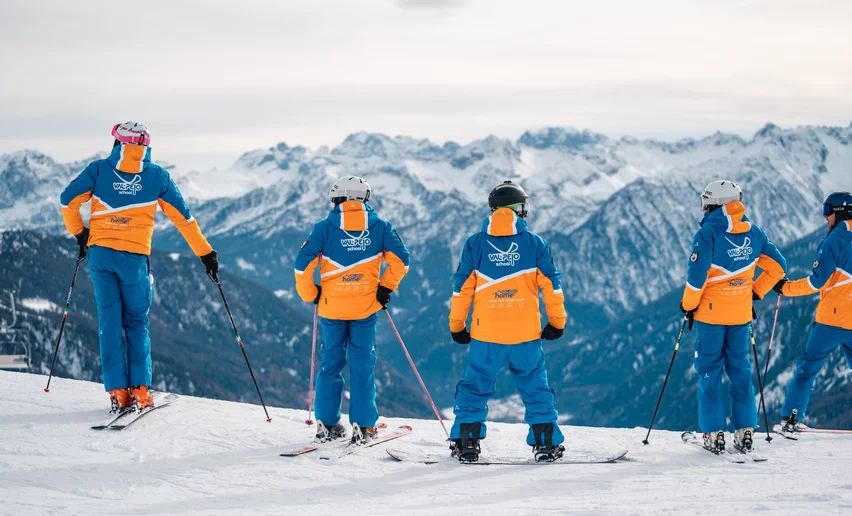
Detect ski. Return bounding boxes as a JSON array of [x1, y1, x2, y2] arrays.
[[280, 436, 349, 457], [279, 423, 388, 457], [91, 392, 176, 430], [91, 409, 132, 430], [681, 432, 746, 463], [386, 447, 627, 465], [107, 393, 179, 431], [772, 424, 799, 440], [317, 425, 413, 461]]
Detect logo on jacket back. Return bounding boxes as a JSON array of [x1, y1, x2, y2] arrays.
[[487, 241, 521, 267], [342, 274, 364, 282], [341, 230, 371, 251], [725, 236, 753, 262], [494, 289, 518, 299], [113, 171, 142, 195]]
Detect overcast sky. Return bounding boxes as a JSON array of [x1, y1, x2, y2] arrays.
[[1, 0, 850, 170]]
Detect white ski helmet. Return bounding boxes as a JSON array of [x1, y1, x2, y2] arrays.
[[701, 180, 742, 210], [112, 121, 151, 146], [329, 175, 372, 204]]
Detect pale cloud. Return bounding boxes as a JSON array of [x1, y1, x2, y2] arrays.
[[0, 0, 850, 170]]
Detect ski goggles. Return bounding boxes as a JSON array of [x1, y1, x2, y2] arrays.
[[824, 203, 834, 217]]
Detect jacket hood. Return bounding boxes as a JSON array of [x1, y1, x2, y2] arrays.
[[106, 143, 151, 174], [327, 200, 379, 232], [701, 200, 752, 234], [481, 208, 528, 236], [829, 219, 852, 243]]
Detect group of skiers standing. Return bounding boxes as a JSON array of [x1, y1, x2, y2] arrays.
[[60, 122, 851, 462]]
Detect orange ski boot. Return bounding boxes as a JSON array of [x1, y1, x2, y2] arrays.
[[129, 385, 154, 411], [109, 388, 131, 413]]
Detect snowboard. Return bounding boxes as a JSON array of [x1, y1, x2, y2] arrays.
[[386, 447, 628, 465]]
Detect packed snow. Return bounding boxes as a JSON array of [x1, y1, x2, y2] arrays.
[[2, 371, 852, 515]]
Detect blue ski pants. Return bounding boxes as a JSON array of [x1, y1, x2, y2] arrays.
[[782, 323, 852, 419], [88, 245, 152, 392], [451, 339, 564, 446], [693, 321, 756, 433], [315, 313, 379, 427]]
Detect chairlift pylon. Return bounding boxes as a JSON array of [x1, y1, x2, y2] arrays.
[[0, 291, 32, 371]]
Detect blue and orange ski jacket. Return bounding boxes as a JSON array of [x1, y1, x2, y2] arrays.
[[60, 144, 212, 257], [781, 220, 852, 329], [681, 200, 786, 326], [294, 200, 410, 320], [449, 208, 566, 345]]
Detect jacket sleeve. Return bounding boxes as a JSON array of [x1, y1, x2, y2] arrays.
[[449, 238, 477, 333], [294, 223, 325, 303], [158, 170, 213, 257], [681, 229, 712, 311], [535, 237, 566, 329], [753, 231, 787, 299], [379, 223, 410, 291], [782, 238, 837, 297], [59, 163, 97, 235]]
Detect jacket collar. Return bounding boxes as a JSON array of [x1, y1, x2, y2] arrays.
[[700, 200, 751, 234], [481, 208, 528, 236], [327, 201, 378, 232], [107, 144, 151, 174]]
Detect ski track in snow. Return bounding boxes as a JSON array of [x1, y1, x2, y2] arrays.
[[2, 372, 852, 516]]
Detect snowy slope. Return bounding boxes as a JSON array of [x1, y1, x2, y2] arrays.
[[3, 371, 852, 516]]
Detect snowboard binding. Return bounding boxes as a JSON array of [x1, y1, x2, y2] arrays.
[[531, 422, 564, 462], [451, 422, 482, 463]]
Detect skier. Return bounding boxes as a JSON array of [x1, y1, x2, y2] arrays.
[[680, 180, 786, 454], [775, 192, 852, 432], [60, 122, 218, 413], [448, 180, 566, 462], [294, 176, 410, 445]]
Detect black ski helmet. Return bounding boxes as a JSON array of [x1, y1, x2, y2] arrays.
[[488, 180, 529, 218], [824, 191, 852, 221]]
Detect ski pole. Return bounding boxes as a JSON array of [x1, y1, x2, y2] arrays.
[[642, 316, 688, 445], [305, 304, 318, 426], [761, 295, 782, 406], [750, 322, 772, 443], [214, 277, 272, 422], [384, 309, 450, 440], [44, 256, 85, 393]]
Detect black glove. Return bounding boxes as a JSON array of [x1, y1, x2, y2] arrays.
[[451, 328, 471, 345], [752, 291, 762, 301], [200, 250, 219, 281], [376, 286, 392, 308], [680, 302, 695, 331], [541, 323, 563, 341], [75, 227, 90, 259], [752, 306, 757, 321], [772, 278, 787, 295], [312, 285, 322, 304]]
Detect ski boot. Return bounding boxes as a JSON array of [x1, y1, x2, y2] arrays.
[[780, 409, 804, 434], [314, 421, 347, 444], [733, 428, 754, 453], [531, 422, 564, 462], [129, 385, 154, 412], [109, 388, 130, 414], [450, 422, 482, 463], [349, 423, 378, 446], [702, 430, 726, 454]]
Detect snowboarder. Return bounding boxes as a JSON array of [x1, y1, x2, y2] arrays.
[[775, 192, 852, 433], [60, 122, 218, 413], [294, 176, 410, 445], [448, 180, 567, 462], [680, 180, 786, 454]]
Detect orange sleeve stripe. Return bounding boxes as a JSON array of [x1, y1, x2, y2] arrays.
[[295, 255, 321, 302], [449, 273, 477, 332], [158, 200, 212, 256], [782, 277, 819, 297], [379, 250, 408, 291], [61, 191, 92, 235]]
